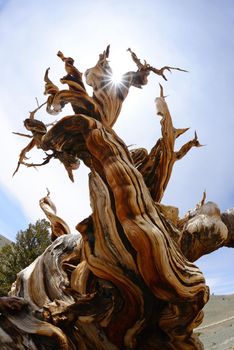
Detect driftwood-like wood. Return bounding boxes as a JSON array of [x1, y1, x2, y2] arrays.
[[39, 189, 71, 241], [2, 46, 233, 349]]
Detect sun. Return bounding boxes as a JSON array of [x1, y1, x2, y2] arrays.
[[111, 70, 123, 86], [98, 48, 135, 90], [108, 51, 131, 87]]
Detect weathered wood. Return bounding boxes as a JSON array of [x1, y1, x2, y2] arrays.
[[39, 189, 71, 240], [4, 46, 233, 349], [132, 85, 201, 202]]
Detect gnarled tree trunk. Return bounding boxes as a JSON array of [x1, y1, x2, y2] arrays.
[[1, 46, 233, 350]]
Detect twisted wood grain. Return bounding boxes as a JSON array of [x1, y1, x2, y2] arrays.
[[6, 46, 233, 350]]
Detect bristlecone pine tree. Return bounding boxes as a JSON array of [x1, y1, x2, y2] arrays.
[[1, 46, 234, 349]]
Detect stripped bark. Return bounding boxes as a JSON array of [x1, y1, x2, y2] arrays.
[[39, 189, 71, 241]]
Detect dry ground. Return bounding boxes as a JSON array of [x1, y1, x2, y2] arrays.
[[196, 294, 234, 349]]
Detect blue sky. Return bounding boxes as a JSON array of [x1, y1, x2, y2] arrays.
[[0, 0, 234, 294]]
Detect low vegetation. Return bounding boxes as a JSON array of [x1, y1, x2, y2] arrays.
[[0, 219, 51, 296]]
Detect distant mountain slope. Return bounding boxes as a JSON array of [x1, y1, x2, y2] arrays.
[[0, 234, 11, 248], [196, 294, 234, 349]]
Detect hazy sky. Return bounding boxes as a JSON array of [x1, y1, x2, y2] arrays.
[[0, 0, 233, 294]]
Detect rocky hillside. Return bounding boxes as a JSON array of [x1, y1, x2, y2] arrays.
[[0, 234, 11, 248], [196, 294, 234, 349]]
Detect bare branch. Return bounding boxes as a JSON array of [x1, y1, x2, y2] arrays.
[[175, 131, 203, 160], [174, 127, 190, 139], [29, 100, 47, 119], [13, 138, 36, 176], [127, 47, 146, 69], [35, 97, 40, 108], [149, 65, 188, 81], [196, 190, 207, 209], [12, 132, 32, 138], [127, 48, 188, 80], [39, 190, 71, 240], [180, 202, 229, 261], [20, 155, 53, 168]]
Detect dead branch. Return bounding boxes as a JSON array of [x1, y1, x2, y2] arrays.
[[135, 86, 201, 202], [127, 47, 188, 80], [39, 190, 71, 240]]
